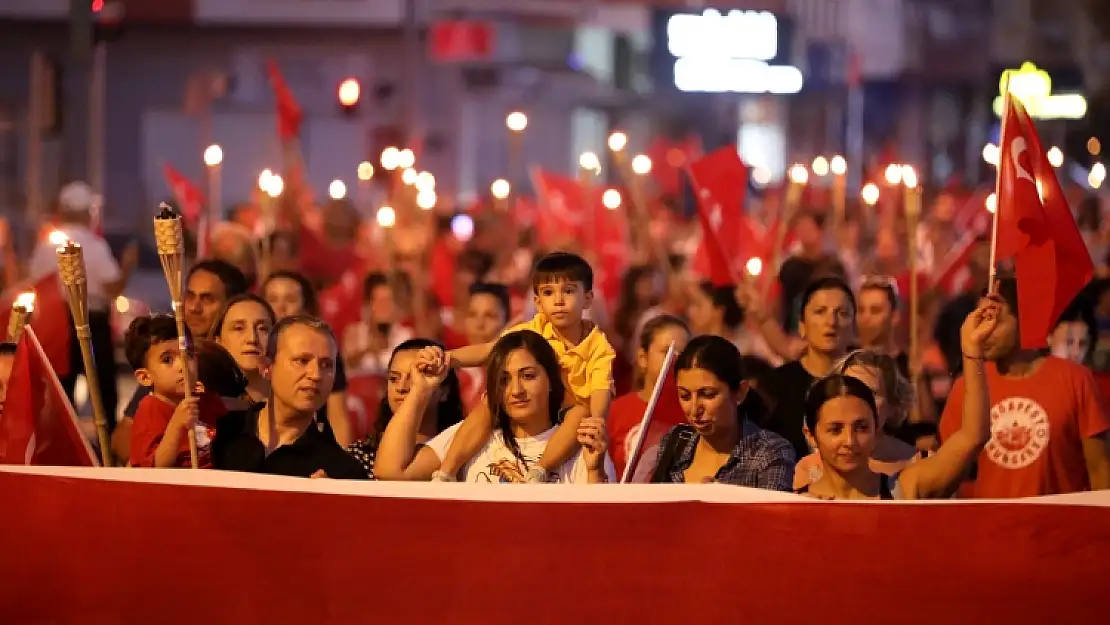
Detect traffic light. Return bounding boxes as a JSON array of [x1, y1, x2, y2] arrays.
[[337, 78, 361, 116]]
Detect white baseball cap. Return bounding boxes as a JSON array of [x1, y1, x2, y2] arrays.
[[58, 181, 102, 214]]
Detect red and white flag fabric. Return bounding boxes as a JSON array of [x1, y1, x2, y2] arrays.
[[531, 168, 588, 247], [1, 466, 1109, 625], [687, 147, 752, 286], [995, 94, 1093, 348], [0, 273, 73, 378], [0, 328, 96, 466], [646, 134, 702, 197], [161, 163, 204, 225], [265, 58, 303, 142]]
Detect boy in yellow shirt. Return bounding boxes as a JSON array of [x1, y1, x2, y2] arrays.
[[430, 251, 615, 482]]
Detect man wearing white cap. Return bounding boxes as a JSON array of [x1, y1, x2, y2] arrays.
[[29, 181, 138, 430]]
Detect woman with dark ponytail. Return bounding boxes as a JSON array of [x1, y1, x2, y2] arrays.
[[650, 335, 795, 489]]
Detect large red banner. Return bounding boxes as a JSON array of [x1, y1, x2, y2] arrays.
[[1, 466, 1108, 625]]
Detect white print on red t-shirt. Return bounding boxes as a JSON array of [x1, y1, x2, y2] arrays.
[[986, 397, 1050, 469]]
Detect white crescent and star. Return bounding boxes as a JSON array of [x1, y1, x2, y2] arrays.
[[1009, 137, 1036, 184]]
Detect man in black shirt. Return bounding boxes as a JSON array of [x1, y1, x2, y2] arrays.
[[212, 314, 367, 479]]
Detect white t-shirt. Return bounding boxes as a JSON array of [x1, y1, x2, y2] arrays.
[[29, 224, 121, 312], [426, 422, 615, 484]]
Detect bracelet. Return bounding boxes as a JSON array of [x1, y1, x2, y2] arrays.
[[962, 352, 985, 361]]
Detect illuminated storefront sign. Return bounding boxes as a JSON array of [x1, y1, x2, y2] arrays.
[[993, 62, 1086, 120], [667, 9, 803, 94]]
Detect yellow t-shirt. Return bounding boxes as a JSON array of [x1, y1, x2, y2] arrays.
[[503, 312, 615, 404]]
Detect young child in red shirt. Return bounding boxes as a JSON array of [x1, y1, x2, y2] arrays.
[[125, 314, 225, 468]]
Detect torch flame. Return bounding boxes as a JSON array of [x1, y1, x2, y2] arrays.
[[745, 257, 763, 277], [48, 230, 69, 246], [15, 291, 35, 313]]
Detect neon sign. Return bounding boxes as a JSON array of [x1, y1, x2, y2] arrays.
[[666, 9, 802, 94], [993, 62, 1086, 120]]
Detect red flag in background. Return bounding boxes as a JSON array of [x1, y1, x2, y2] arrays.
[[593, 189, 631, 308], [0, 328, 96, 466], [265, 58, 303, 142], [531, 168, 588, 247], [687, 147, 751, 286], [161, 163, 204, 225], [995, 94, 1093, 349], [0, 273, 73, 378], [646, 135, 703, 197]]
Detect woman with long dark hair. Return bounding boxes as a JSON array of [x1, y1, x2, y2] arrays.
[[346, 339, 464, 477], [210, 294, 276, 404], [651, 335, 795, 489], [373, 330, 613, 483]]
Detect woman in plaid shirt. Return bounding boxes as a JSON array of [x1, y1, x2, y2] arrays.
[[651, 335, 796, 489]]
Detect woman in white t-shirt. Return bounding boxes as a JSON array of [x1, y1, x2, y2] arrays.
[[373, 330, 614, 483]]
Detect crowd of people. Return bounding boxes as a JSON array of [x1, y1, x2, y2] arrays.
[[4, 167, 1110, 501]]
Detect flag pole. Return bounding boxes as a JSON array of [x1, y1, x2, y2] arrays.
[[154, 204, 200, 469], [987, 76, 1011, 296]]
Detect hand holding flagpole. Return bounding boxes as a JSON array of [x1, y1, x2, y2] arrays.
[[154, 204, 200, 469], [621, 341, 678, 484], [56, 242, 114, 467]]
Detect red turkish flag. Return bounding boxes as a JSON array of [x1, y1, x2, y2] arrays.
[[161, 163, 204, 225], [265, 58, 303, 142], [687, 147, 752, 286], [531, 168, 589, 247], [0, 328, 96, 466], [995, 94, 1093, 348], [0, 273, 73, 378], [646, 135, 703, 197]]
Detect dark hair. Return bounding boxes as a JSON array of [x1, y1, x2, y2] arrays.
[[363, 272, 390, 302], [458, 250, 494, 281], [675, 335, 767, 424], [800, 275, 856, 319], [614, 265, 658, 341], [675, 335, 746, 391], [804, 374, 879, 434], [485, 331, 566, 469], [188, 259, 249, 298], [1054, 299, 1098, 359], [639, 314, 690, 353], [992, 277, 1019, 321], [698, 280, 744, 329], [532, 251, 594, 293], [739, 355, 774, 381], [262, 270, 319, 316], [469, 282, 511, 320], [124, 314, 187, 371], [376, 339, 464, 435], [194, 339, 250, 399], [210, 294, 277, 340], [0, 342, 17, 356], [265, 314, 336, 361]]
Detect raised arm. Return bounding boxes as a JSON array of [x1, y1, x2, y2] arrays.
[[373, 355, 450, 481], [902, 297, 998, 499], [449, 342, 495, 368]]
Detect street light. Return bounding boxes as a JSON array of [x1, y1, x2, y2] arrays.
[[491, 178, 511, 199], [631, 154, 652, 175], [861, 183, 880, 206], [602, 188, 622, 210], [607, 132, 628, 152], [506, 111, 528, 132], [357, 161, 375, 181], [579, 151, 600, 171], [203, 144, 223, 167], [811, 156, 829, 177], [328, 179, 347, 200]]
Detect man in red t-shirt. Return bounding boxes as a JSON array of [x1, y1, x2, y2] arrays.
[[940, 279, 1110, 497]]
